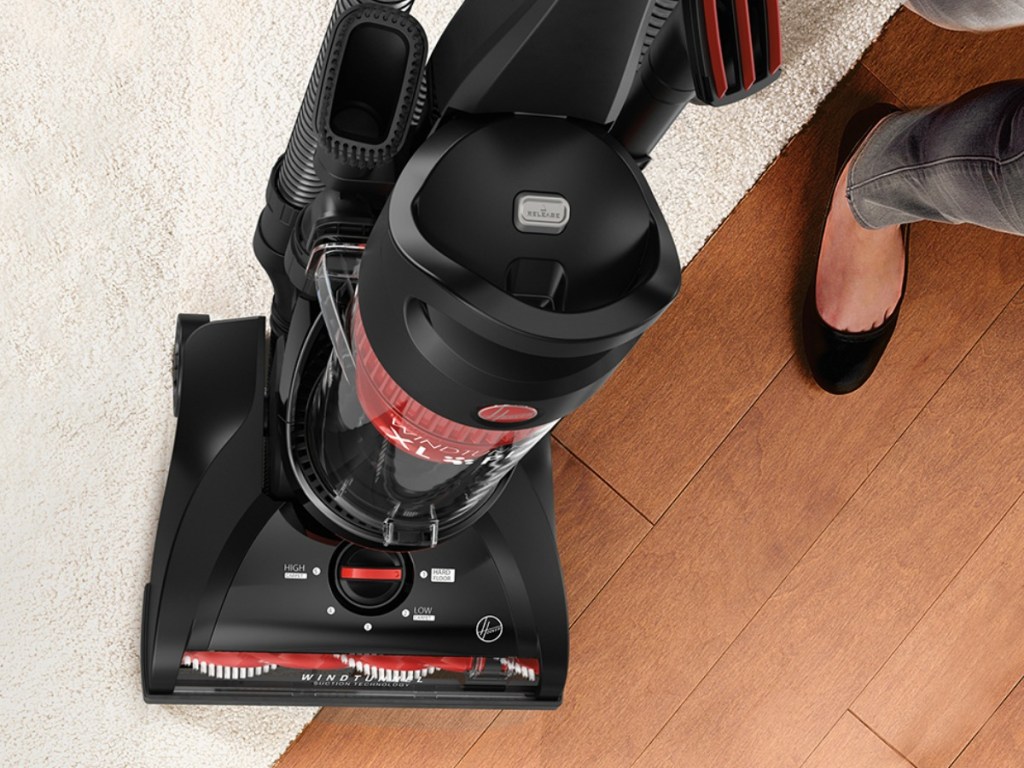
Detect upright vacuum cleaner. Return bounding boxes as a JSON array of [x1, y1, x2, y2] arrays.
[[142, 0, 781, 708]]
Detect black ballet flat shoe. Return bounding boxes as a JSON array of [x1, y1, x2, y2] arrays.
[[802, 104, 909, 396]]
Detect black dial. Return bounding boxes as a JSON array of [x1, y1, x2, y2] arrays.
[[330, 544, 412, 615]]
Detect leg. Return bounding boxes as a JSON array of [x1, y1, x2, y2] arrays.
[[906, 0, 1024, 31], [817, 81, 1024, 333], [849, 81, 1024, 235]]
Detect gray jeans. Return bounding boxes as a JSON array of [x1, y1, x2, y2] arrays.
[[907, 0, 1024, 30], [847, 1, 1024, 235]]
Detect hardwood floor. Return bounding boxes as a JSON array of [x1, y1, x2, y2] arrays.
[[278, 9, 1024, 768], [951, 679, 1024, 768], [852, 493, 1024, 768], [632, 291, 1024, 768], [804, 714, 914, 768], [556, 67, 902, 523]]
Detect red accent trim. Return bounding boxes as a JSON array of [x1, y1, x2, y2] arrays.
[[352, 305, 542, 464], [182, 651, 540, 675], [477, 404, 538, 424], [702, 0, 729, 99], [734, 0, 757, 90], [349, 654, 476, 673], [340, 566, 403, 581], [502, 657, 540, 675], [765, 0, 782, 74], [182, 652, 543, 683], [183, 652, 347, 670]]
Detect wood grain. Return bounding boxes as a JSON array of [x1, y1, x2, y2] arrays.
[[550, 440, 653, 624], [276, 441, 650, 768], [951, 678, 1024, 768], [862, 10, 1024, 107], [633, 291, 1024, 768], [852, 493, 1024, 768], [803, 713, 914, 768], [274, 708, 499, 768], [556, 67, 905, 522], [456, 190, 1024, 768]]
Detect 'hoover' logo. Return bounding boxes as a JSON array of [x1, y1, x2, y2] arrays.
[[515, 193, 570, 235], [475, 615, 504, 643]]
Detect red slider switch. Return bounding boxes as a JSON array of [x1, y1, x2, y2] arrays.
[[340, 566, 404, 581]]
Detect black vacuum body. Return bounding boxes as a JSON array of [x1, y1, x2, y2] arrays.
[[142, 0, 781, 708]]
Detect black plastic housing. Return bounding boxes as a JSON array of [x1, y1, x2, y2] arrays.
[[144, 318, 269, 695], [612, 1, 696, 159], [358, 114, 681, 431], [142, 319, 567, 707], [277, 0, 419, 208], [426, 0, 657, 125], [314, 5, 427, 178]]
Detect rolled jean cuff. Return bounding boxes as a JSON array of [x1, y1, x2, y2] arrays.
[[845, 111, 926, 230], [845, 81, 1024, 235], [905, 0, 1024, 31]]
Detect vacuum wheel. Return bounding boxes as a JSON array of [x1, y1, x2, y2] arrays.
[[172, 313, 210, 417]]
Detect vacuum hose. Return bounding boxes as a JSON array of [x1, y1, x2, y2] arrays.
[[277, 0, 415, 208]]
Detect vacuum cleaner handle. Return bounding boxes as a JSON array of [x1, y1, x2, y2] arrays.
[[683, 0, 782, 105], [426, 0, 657, 126], [427, 0, 782, 162], [612, 0, 783, 159]]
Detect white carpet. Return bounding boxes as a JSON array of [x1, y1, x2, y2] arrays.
[[0, 0, 901, 765]]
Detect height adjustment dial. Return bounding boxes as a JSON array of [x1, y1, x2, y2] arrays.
[[331, 545, 412, 615]]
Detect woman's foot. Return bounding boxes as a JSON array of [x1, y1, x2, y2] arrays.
[[802, 102, 909, 395], [815, 162, 906, 333]]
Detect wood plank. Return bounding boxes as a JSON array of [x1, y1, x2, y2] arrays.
[[632, 291, 1024, 768], [549, 439, 653, 623], [852, 493, 1024, 768], [951, 679, 1024, 768], [862, 9, 1024, 106], [276, 441, 650, 768], [457, 182, 1024, 768], [556, 67, 905, 522], [275, 709, 498, 768], [803, 713, 914, 768]]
